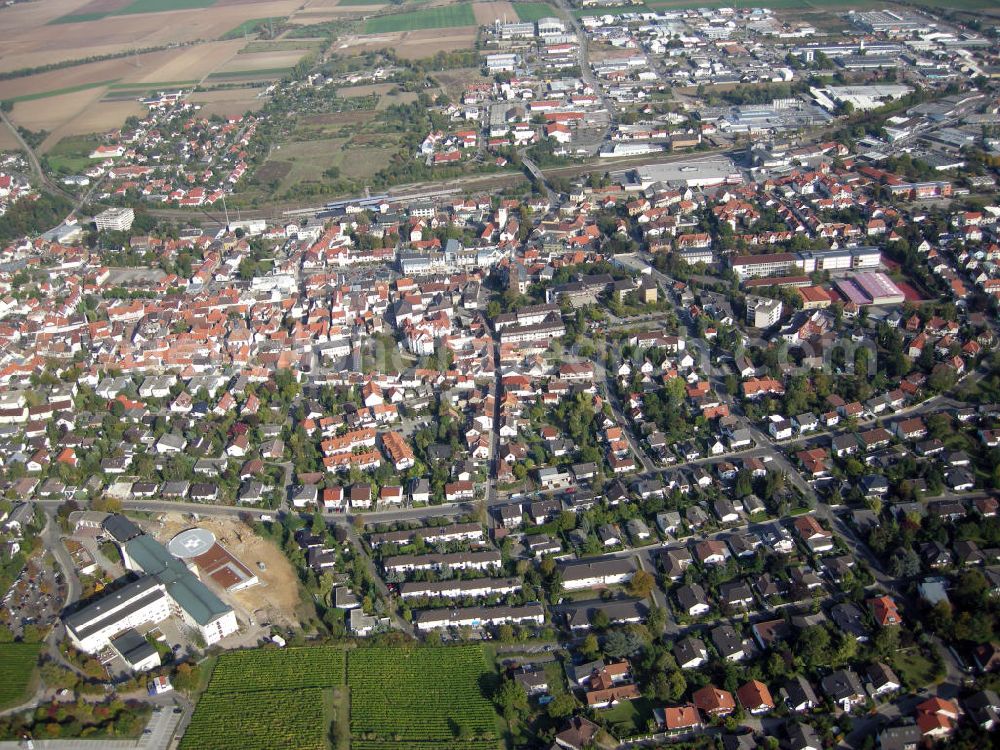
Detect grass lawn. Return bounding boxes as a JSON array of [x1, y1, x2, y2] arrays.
[[600, 696, 656, 738], [261, 135, 396, 196], [0, 643, 42, 710], [363, 3, 476, 33], [43, 134, 104, 173], [892, 647, 943, 691], [513, 2, 556, 21]]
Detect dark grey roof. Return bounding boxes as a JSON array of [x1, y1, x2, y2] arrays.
[[110, 628, 158, 666], [102, 514, 142, 543]]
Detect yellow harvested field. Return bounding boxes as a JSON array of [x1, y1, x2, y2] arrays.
[[11, 88, 107, 134], [336, 28, 476, 57], [0, 128, 22, 151], [216, 48, 308, 73], [336, 82, 396, 97], [189, 87, 267, 117], [0, 39, 250, 141], [473, 1, 516, 24], [134, 39, 245, 84], [0, 0, 302, 73], [0, 40, 241, 101], [53, 100, 147, 138]]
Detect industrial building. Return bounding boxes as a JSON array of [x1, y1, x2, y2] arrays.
[[834, 272, 906, 306], [819, 85, 913, 112], [633, 157, 741, 189]]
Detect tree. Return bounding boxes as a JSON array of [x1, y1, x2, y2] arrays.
[[873, 625, 899, 658], [590, 609, 610, 630], [495, 678, 528, 722], [888, 547, 920, 578], [604, 627, 644, 658], [647, 604, 667, 635], [796, 625, 831, 670], [497, 624, 515, 643], [581, 633, 601, 660], [627, 569, 655, 599], [547, 693, 577, 720]]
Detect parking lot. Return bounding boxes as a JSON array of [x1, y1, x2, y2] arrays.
[[1, 554, 63, 638]]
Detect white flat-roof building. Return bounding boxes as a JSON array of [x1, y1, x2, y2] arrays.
[[635, 157, 741, 188], [747, 296, 783, 328], [64, 576, 171, 654], [413, 603, 544, 631], [94, 207, 135, 232]]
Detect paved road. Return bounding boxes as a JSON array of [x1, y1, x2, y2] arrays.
[[0, 703, 183, 750], [592, 352, 656, 474], [41, 512, 81, 608], [343, 521, 416, 637]]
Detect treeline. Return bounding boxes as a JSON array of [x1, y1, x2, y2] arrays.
[[0, 193, 72, 243], [0, 42, 200, 81], [699, 80, 811, 107]]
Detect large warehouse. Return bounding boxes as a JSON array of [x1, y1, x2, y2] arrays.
[[834, 272, 906, 306]]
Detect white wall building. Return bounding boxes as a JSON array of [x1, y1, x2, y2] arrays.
[[64, 576, 171, 654]]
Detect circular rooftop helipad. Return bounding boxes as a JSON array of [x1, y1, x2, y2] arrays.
[[167, 528, 216, 559]]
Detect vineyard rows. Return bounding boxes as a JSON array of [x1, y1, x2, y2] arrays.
[[208, 646, 346, 693], [347, 645, 498, 748], [179, 688, 326, 750], [0, 643, 42, 708], [178, 645, 499, 750]]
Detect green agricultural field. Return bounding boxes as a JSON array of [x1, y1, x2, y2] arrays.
[[513, 2, 556, 21], [207, 646, 346, 693], [338, 0, 388, 5], [573, 3, 645, 17], [5, 79, 118, 103], [363, 3, 476, 33], [206, 67, 295, 81], [116, 0, 216, 15], [911, 0, 998, 8], [48, 11, 111, 23], [51, 0, 214, 23], [180, 688, 327, 750], [647, 0, 880, 7], [347, 645, 499, 749], [177, 647, 346, 750], [0, 643, 42, 710], [175, 644, 500, 750]]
